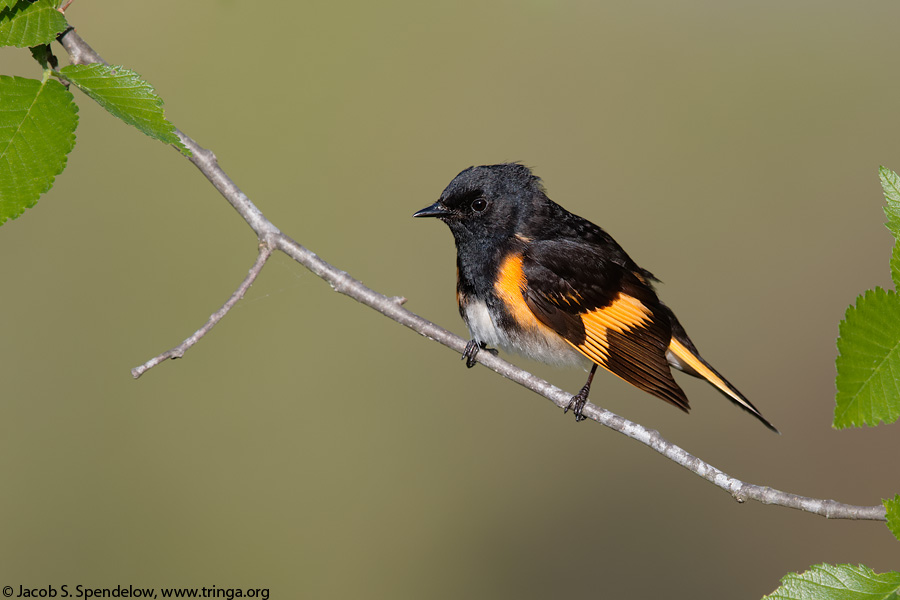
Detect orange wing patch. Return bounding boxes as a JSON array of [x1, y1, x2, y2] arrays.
[[574, 293, 654, 363], [568, 293, 689, 410], [585, 293, 653, 333]]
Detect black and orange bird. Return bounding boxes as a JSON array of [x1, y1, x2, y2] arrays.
[[414, 163, 777, 432]]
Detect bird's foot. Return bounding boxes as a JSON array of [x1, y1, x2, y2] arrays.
[[564, 384, 591, 422], [462, 340, 497, 368]]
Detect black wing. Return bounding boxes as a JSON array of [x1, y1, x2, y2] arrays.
[[520, 238, 689, 411]]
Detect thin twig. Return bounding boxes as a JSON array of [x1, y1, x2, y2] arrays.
[[130, 243, 273, 379], [56, 28, 887, 522]]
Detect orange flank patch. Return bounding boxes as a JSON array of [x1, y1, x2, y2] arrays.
[[494, 253, 549, 332], [667, 338, 734, 400]]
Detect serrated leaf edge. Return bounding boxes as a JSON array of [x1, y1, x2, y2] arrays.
[[0, 76, 78, 225], [764, 563, 900, 600], [884, 495, 900, 542], [880, 166, 900, 239], [0, 0, 68, 48], [56, 63, 188, 155], [834, 287, 900, 428]]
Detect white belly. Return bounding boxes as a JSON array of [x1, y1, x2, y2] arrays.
[[463, 299, 590, 368]]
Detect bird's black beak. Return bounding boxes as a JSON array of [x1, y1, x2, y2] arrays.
[[413, 201, 450, 218]]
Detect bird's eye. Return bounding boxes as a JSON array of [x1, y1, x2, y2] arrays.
[[471, 198, 488, 212]]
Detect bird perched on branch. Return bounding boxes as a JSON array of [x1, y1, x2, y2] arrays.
[[414, 163, 777, 432]]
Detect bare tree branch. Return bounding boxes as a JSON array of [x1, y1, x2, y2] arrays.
[[130, 243, 273, 379], [56, 28, 887, 522], [57, 26, 105, 65]]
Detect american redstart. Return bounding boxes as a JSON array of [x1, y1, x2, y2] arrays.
[[414, 163, 777, 432]]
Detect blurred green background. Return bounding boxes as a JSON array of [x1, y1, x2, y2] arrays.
[[2, 1, 899, 598]]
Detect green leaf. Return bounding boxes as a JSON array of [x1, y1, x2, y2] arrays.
[[58, 63, 188, 155], [886, 495, 900, 542], [0, 0, 68, 48], [892, 241, 900, 290], [881, 166, 900, 240], [0, 0, 20, 10], [763, 564, 900, 600], [834, 287, 900, 428], [0, 75, 78, 225]]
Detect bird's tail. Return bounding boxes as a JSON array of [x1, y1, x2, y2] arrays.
[[663, 306, 779, 433]]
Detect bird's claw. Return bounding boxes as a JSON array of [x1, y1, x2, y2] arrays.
[[462, 340, 496, 368], [565, 392, 589, 422], [462, 340, 480, 368]]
